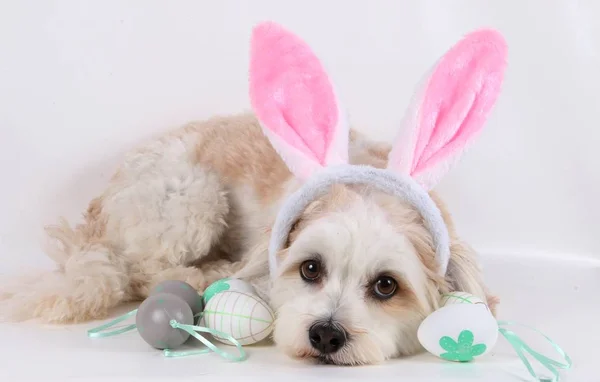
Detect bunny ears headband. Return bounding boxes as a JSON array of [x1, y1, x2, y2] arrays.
[[249, 22, 507, 279]]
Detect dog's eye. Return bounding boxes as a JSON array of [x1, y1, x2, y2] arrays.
[[372, 276, 397, 299], [300, 260, 322, 282]]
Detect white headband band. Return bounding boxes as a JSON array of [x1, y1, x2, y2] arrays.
[[267, 165, 451, 279]]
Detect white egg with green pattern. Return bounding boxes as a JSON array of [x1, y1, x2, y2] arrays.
[[202, 290, 275, 346], [418, 293, 498, 362], [202, 278, 256, 305]]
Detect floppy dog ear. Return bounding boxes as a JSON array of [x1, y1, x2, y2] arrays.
[[446, 238, 499, 314], [428, 191, 498, 312], [249, 22, 349, 181], [387, 29, 508, 190]]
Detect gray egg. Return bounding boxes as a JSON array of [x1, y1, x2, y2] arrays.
[[149, 280, 204, 315], [135, 293, 194, 350]]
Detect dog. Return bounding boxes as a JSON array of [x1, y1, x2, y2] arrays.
[[0, 22, 505, 366]]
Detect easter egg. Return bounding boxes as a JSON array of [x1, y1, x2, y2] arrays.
[[440, 291, 486, 307], [202, 290, 274, 346], [136, 293, 194, 349], [149, 280, 204, 315], [417, 303, 498, 362], [203, 278, 256, 304]]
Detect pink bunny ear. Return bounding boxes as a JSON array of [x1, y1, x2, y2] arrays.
[[249, 22, 348, 180], [388, 29, 508, 190]]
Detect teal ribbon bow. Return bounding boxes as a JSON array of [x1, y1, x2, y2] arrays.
[[497, 321, 572, 382], [87, 309, 247, 361]]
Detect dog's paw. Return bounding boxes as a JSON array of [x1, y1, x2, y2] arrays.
[[0, 272, 45, 302], [0, 288, 112, 323], [0, 271, 117, 323]]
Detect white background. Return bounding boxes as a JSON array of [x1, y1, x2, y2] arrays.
[[0, 1, 598, 381]]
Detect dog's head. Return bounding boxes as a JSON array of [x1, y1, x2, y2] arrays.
[[270, 185, 440, 364], [248, 22, 506, 364]]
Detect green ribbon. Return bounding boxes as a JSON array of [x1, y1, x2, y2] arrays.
[[87, 309, 138, 338], [87, 309, 247, 361], [497, 321, 572, 382], [165, 320, 246, 361]]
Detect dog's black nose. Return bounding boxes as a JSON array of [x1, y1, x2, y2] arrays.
[[308, 323, 346, 354]]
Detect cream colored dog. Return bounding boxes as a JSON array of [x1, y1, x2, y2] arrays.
[[0, 23, 506, 366]]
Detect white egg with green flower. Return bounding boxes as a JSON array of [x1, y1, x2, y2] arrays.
[[418, 292, 498, 362]]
